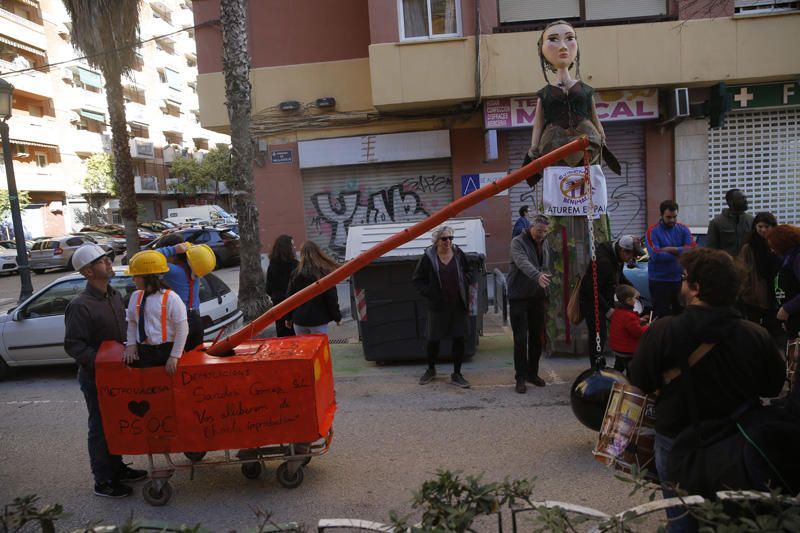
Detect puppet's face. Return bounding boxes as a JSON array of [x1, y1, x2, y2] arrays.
[[541, 23, 577, 71]]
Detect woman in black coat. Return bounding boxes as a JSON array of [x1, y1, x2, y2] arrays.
[[266, 235, 298, 337], [412, 225, 474, 388]]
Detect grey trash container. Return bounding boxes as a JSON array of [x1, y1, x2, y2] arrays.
[[345, 218, 488, 363]]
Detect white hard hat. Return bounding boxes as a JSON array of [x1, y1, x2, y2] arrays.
[[72, 243, 110, 272]]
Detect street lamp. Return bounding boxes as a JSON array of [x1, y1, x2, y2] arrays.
[[0, 78, 34, 303]]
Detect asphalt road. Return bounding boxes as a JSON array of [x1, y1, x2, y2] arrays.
[[0, 264, 660, 531]]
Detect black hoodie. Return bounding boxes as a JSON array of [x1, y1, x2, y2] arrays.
[[629, 305, 784, 438]]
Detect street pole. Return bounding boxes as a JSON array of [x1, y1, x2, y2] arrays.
[[0, 119, 34, 303]]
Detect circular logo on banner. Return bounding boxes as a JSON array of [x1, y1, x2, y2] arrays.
[[559, 171, 589, 200]]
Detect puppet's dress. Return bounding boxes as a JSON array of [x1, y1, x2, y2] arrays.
[[535, 81, 604, 168]]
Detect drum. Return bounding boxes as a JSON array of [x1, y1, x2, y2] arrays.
[[787, 338, 799, 391], [592, 382, 657, 478]]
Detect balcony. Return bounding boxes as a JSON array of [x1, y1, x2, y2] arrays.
[[2, 163, 68, 193], [68, 87, 107, 114], [154, 84, 183, 105], [141, 16, 174, 40], [70, 130, 104, 156], [6, 115, 58, 147], [125, 102, 149, 125], [182, 91, 199, 114], [173, 8, 194, 28], [0, 8, 47, 51], [155, 48, 182, 71], [134, 175, 160, 194], [0, 59, 53, 98], [159, 114, 185, 137]]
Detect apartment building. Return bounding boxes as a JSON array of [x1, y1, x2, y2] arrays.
[[0, 0, 229, 238], [193, 0, 799, 269]]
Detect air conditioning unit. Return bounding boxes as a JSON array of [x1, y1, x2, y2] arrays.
[[61, 67, 73, 82], [670, 88, 690, 119]]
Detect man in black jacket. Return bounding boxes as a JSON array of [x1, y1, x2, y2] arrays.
[[579, 235, 641, 367], [508, 215, 552, 393], [630, 248, 784, 530], [64, 244, 146, 498]]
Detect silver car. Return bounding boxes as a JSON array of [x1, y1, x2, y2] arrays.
[[28, 235, 114, 274], [0, 248, 18, 275], [74, 232, 126, 255], [0, 267, 244, 378]]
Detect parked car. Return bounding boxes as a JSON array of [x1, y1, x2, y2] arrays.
[[139, 220, 179, 234], [72, 231, 126, 255], [139, 227, 241, 267], [79, 224, 157, 247], [28, 235, 114, 274], [0, 248, 18, 275], [0, 240, 31, 252], [0, 267, 243, 378]]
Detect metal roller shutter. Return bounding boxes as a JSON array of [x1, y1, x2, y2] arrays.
[[301, 159, 453, 260], [708, 108, 800, 224], [585, 0, 666, 20], [506, 122, 647, 238]]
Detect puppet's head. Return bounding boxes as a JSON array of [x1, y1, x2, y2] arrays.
[[537, 20, 581, 82]]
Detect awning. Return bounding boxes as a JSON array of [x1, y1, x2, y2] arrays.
[[79, 109, 105, 122], [9, 139, 58, 149], [0, 34, 46, 57], [77, 66, 103, 89], [164, 67, 182, 90], [128, 120, 149, 127]]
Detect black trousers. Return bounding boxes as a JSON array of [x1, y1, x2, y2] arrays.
[[427, 338, 465, 374], [186, 309, 204, 350], [580, 300, 608, 366], [276, 315, 294, 337], [129, 343, 174, 368], [649, 280, 682, 318], [510, 298, 547, 381]]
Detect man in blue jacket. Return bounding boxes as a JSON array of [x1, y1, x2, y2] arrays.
[[512, 205, 530, 238], [645, 200, 696, 318]]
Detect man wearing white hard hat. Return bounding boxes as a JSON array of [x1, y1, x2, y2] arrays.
[[64, 244, 146, 498]]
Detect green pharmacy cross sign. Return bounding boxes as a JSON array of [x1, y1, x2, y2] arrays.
[[729, 81, 800, 110]]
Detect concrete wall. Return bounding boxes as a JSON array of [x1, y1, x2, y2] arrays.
[[674, 119, 710, 227]]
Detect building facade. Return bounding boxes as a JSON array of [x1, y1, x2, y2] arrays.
[[0, 0, 229, 238], [193, 0, 799, 270]]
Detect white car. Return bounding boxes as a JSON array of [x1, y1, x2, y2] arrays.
[[0, 248, 19, 275], [0, 267, 243, 378]]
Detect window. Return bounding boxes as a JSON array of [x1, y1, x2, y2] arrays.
[[35, 153, 47, 167], [735, 0, 799, 15], [21, 279, 87, 319], [198, 277, 214, 304], [158, 69, 168, 84], [129, 123, 149, 138], [399, 0, 461, 40], [205, 273, 231, 297]]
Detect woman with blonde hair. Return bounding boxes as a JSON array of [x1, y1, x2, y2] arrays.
[[412, 225, 474, 388], [284, 241, 342, 335]]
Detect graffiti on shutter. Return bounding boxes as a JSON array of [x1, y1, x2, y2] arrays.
[[302, 159, 453, 260]]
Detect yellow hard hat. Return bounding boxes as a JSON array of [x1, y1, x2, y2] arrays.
[[185, 243, 216, 277], [126, 250, 169, 276]]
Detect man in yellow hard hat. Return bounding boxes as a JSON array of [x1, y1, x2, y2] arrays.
[[154, 234, 216, 351]]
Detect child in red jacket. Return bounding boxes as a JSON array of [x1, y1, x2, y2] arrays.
[[609, 285, 650, 376]]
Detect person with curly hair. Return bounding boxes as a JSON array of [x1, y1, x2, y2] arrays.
[[767, 224, 800, 338], [739, 213, 779, 334], [266, 234, 298, 337]]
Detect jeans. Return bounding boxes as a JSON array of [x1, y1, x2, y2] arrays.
[[649, 280, 683, 318], [294, 323, 328, 335], [509, 298, 546, 380], [78, 366, 123, 484], [654, 432, 698, 533]]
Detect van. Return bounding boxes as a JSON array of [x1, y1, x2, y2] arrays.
[[167, 205, 236, 226]]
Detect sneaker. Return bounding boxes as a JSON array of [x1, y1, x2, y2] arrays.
[[117, 465, 147, 482], [450, 372, 471, 389], [515, 379, 527, 394], [94, 481, 133, 499], [419, 367, 436, 385], [531, 376, 546, 387]]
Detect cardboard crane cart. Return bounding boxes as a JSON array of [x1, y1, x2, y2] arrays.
[[95, 137, 590, 506]]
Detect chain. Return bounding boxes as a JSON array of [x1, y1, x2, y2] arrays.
[[584, 150, 602, 357]]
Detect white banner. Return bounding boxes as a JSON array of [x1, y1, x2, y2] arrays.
[[542, 166, 607, 218]]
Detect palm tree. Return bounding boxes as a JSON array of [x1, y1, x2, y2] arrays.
[[62, 0, 141, 255], [220, 0, 268, 321]]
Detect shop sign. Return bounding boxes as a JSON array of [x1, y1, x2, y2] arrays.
[[483, 89, 658, 129], [729, 82, 800, 110]]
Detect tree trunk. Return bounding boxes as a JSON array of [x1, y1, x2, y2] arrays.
[[105, 73, 139, 255], [220, 0, 268, 321]]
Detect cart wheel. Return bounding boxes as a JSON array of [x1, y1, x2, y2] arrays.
[[142, 480, 172, 506], [241, 461, 262, 480], [184, 451, 206, 463], [301, 457, 311, 467], [276, 462, 304, 489]]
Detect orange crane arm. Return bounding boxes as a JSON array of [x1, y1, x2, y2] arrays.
[[207, 136, 589, 356]]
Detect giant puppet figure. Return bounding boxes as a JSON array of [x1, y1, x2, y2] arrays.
[[523, 20, 620, 187]]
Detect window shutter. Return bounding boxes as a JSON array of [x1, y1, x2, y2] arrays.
[[499, 0, 580, 23], [585, 0, 666, 21]]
